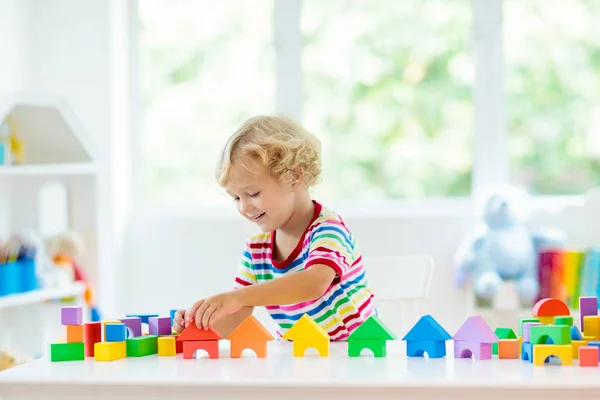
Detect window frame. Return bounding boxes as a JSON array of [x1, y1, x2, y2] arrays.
[[130, 0, 585, 219]]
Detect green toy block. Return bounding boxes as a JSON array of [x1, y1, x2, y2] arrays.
[[50, 342, 85, 362], [126, 335, 158, 357], [348, 339, 387, 357], [348, 315, 396, 340], [492, 328, 517, 355], [519, 318, 539, 337], [554, 316, 573, 326], [530, 325, 571, 345]]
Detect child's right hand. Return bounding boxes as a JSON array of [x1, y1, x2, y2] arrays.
[[172, 309, 186, 334]]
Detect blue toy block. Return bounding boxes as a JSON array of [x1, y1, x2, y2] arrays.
[[406, 340, 447, 358], [126, 313, 158, 325], [587, 342, 600, 361], [571, 325, 582, 341], [106, 323, 126, 342], [402, 315, 451, 341], [169, 309, 178, 326], [522, 341, 533, 363]]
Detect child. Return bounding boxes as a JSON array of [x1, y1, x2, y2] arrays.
[[173, 115, 376, 340]]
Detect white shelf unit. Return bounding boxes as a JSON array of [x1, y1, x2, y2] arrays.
[[0, 93, 105, 361]]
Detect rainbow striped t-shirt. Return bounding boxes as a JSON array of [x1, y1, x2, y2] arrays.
[[233, 201, 376, 341]]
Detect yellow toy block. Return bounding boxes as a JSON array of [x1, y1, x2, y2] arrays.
[[282, 314, 330, 358], [583, 335, 596, 343], [66, 325, 84, 343], [533, 344, 572, 366], [572, 340, 587, 359], [292, 338, 329, 357], [103, 320, 122, 341], [158, 336, 176, 356], [537, 316, 554, 325], [583, 316, 600, 340], [94, 341, 126, 361]]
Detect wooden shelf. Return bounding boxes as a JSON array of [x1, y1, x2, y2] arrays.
[[0, 163, 98, 176], [0, 282, 85, 310]]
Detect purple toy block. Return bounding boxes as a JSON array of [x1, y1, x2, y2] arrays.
[[523, 322, 541, 343], [580, 296, 598, 331], [120, 317, 142, 338], [454, 340, 492, 360], [149, 316, 171, 335], [61, 306, 82, 325], [453, 316, 498, 343]]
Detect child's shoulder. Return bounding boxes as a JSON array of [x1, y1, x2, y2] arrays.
[[310, 202, 351, 233]]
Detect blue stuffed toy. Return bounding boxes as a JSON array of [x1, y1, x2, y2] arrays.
[[454, 187, 566, 308]]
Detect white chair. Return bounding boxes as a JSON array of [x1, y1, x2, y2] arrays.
[[363, 254, 435, 336]]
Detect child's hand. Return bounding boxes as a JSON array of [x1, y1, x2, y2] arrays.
[[172, 309, 186, 334], [186, 291, 243, 330]]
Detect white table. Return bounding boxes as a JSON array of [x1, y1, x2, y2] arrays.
[[1, 340, 599, 400]]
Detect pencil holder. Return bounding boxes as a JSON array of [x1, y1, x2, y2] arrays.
[[19, 256, 38, 292], [0, 261, 21, 296]]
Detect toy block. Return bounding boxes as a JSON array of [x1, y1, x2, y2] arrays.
[[572, 340, 587, 359], [583, 316, 600, 340], [282, 314, 329, 340], [522, 341, 533, 363], [174, 335, 183, 353], [169, 309, 177, 325], [61, 306, 83, 325], [532, 298, 570, 318], [158, 336, 176, 356], [579, 346, 599, 367], [126, 313, 158, 325], [579, 296, 598, 330], [183, 340, 219, 359], [533, 344, 572, 366], [226, 316, 274, 358], [571, 325, 583, 340], [50, 342, 85, 362], [350, 315, 397, 340], [530, 325, 571, 345], [292, 338, 329, 357], [103, 320, 121, 341], [119, 317, 142, 338], [522, 322, 541, 343], [66, 324, 83, 343], [126, 335, 159, 357], [454, 341, 492, 360], [83, 322, 102, 357], [452, 316, 498, 343], [554, 316, 573, 326], [587, 341, 600, 360], [348, 339, 387, 357], [94, 341, 126, 361], [519, 318, 539, 337], [492, 328, 517, 355], [405, 340, 447, 358], [106, 323, 126, 342], [149, 316, 172, 336], [176, 322, 222, 342], [498, 339, 520, 359]]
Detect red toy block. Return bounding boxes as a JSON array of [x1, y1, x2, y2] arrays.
[[532, 298, 570, 318], [174, 335, 183, 353], [183, 340, 219, 359], [83, 322, 102, 357], [579, 346, 599, 367]]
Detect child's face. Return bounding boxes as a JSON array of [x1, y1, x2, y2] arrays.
[[225, 159, 297, 232]]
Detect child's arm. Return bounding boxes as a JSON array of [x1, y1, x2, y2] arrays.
[[189, 264, 336, 330]]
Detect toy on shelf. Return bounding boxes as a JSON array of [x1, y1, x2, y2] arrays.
[[347, 315, 396, 358], [453, 316, 498, 360], [402, 314, 451, 359], [282, 314, 330, 357], [454, 186, 567, 308], [0, 117, 23, 165]]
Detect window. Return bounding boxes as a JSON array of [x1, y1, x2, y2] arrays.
[[504, 0, 600, 195], [135, 1, 595, 209]]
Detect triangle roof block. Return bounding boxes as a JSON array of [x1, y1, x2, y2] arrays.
[[453, 315, 498, 343], [226, 315, 275, 341], [349, 315, 396, 340], [176, 322, 222, 341], [402, 314, 451, 341], [495, 327, 517, 340], [282, 314, 329, 340]]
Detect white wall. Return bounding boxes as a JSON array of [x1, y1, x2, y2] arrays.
[[0, 0, 29, 94]]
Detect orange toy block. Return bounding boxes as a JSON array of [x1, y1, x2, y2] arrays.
[[498, 339, 520, 359], [579, 346, 599, 367], [66, 325, 84, 343], [226, 316, 275, 358], [532, 298, 570, 318], [183, 340, 219, 359]]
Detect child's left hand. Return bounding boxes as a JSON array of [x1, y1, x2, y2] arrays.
[[185, 291, 243, 330]]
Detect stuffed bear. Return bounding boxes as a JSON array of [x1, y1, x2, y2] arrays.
[[454, 187, 567, 308]]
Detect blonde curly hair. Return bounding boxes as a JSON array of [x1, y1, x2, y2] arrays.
[[216, 115, 322, 189]]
